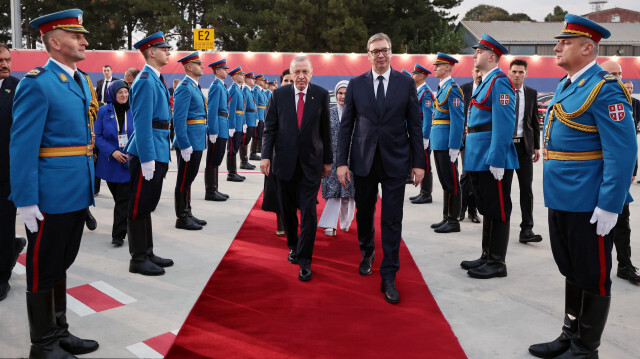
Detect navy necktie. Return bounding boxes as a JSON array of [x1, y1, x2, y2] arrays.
[[376, 75, 385, 114], [73, 71, 83, 89], [562, 78, 572, 92]]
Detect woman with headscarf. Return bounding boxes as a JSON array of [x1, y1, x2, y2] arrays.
[[318, 80, 355, 236], [94, 80, 134, 246]]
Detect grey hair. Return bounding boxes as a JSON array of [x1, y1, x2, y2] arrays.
[[290, 55, 312, 69], [367, 33, 392, 51], [581, 37, 599, 57]]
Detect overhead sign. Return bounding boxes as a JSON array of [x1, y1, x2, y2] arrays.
[[193, 29, 215, 50]]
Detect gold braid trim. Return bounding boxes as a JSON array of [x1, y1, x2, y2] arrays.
[[83, 74, 99, 146], [53, 24, 84, 30], [550, 79, 604, 133], [434, 86, 452, 113], [561, 29, 592, 38]]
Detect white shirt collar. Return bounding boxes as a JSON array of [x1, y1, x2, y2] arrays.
[[416, 83, 426, 92], [185, 75, 199, 86], [438, 76, 451, 89], [143, 64, 161, 79], [0, 78, 4, 88], [481, 66, 500, 82], [372, 67, 391, 82], [50, 58, 76, 78], [569, 60, 597, 84], [294, 85, 308, 96]]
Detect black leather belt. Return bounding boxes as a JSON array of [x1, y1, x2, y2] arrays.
[[152, 122, 170, 130], [467, 123, 492, 133], [218, 111, 229, 117], [246, 109, 257, 113]]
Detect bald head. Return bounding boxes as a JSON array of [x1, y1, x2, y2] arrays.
[[601, 60, 622, 80]]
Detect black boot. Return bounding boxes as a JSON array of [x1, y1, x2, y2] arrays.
[[186, 188, 207, 226], [435, 193, 461, 233], [461, 217, 490, 269], [214, 167, 229, 198], [227, 155, 245, 182], [529, 280, 582, 358], [431, 191, 449, 229], [249, 140, 261, 160], [84, 208, 97, 231], [555, 292, 610, 359], [175, 191, 202, 230], [204, 167, 227, 201], [468, 219, 509, 279], [54, 280, 99, 355], [27, 290, 76, 359], [411, 173, 433, 204], [144, 216, 174, 268], [239, 146, 255, 169], [128, 217, 164, 276]]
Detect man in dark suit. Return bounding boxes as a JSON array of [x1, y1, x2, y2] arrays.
[[507, 59, 543, 243], [95, 64, 119, 106], [0, 44, 26, 301], [458, 67, 481, 224], [337, 33, 425, 304], [260, 55, 332, 282]]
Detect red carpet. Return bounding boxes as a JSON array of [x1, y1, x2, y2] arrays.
[[166, 193, 467, 359]]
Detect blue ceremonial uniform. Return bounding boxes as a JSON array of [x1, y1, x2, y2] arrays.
[[430, 78, 464, 150], [10, 59, 94, 214], [172, 76, 207, 151], [125, 64, 171, 163], [253, 86, 267, 123], [418, 84, 434, 140], [228, 83, 245, 133], [207, 78, 229, 139], [243, 85, 257, 127]]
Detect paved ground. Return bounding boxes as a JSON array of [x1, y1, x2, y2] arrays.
[[1, 151, 639, 359]]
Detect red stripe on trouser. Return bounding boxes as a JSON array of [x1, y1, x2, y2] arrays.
[[424, 150, 430, 172], [32, 213, 46, 292], [229, 138, 233, 155], [132, 169, 144, 220], [598, 235, 606, 296], [497, 180, 505, 222], [451, 162, 458, 195], [179, 162, 189, 192], [242, 133, 246, 146]]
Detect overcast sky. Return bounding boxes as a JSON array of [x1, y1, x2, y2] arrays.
[[450, 0, 640, 22]]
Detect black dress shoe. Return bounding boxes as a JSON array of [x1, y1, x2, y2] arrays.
[[85, 210, 97, 231], [460, 256, 486, 270], [111, 238, 124, 246], [380, 280, 400, 304], [205, 191, 228, 201], [411, 194, 433, 204], [129, 259, 165, 275], [617, 265, 640, 284], [467, 261, 507, 279], [189, 215, 207, 226], [529, 334, 572, 358], [409, 193, 421, 201], [149, 254, 174, 267], [0, 282, 9, 301], [468, 213, 481, 223], [431, 218, 447, 229], [359, 253, 375, 276], [227, 173, 245, 182], [59, 332, 99, 355], [434, 222, 460, 233], [218, 191, 230, 199], [298, 265, 312, 281], [288, 249, 298, 264], [519, 229, 543, 243], [175, 218, 203, 230], [240, 162, 256, 170], [249, 154, 261, 161]]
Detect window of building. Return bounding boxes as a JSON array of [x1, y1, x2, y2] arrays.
[[611, 14, 620, 23]]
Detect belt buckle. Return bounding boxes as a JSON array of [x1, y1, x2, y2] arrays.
[[542, 149, 548, 161], [86, 144, 94, 156]]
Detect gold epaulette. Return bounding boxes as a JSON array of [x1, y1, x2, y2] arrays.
[[434, 86, 453, 114]]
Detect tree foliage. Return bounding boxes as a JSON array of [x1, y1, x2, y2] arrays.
[[545, 6, 568, 22], [463, 5, 532, 21]]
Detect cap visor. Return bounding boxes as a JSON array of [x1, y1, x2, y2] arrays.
[[554, 32, 582, 39], [61, 27, 89, 34]]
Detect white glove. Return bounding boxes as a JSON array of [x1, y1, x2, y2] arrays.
[[255, 119, 259, 126], [423, 139, 429, 150], [19, 205, 44, 233], [590, 207, 618, 237], [449, 148, 459, 163], [180, 146, 193, 162], [489, 166, 504, 181], [242, 124, 247, 133], [209, 134, 218, 144], [229, 129, 235, 137], [141, 160, 155, 181]]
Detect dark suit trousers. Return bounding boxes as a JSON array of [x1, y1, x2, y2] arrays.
[[205, 137, 227, 169], [106, 181, 130, 241], [0, 180, 17, 283], [25, 209, 85, 292], [433, 150, 460, 194], [469, 170, 513, 222], [354, 150, 406, 281], [277, 161, 321, 266], [175, 149, 203, 193], [128, 155, 168, 221], [613, 203, 632, 268], [514, 141, 534, 230]]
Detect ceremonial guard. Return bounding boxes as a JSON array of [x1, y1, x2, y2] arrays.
[[124, 32, 174, 276], [401, 69, 412, 77], [240, 72, 257, 170], [204, 59, 230, 201], [460, 35, 519, 279], [529, 15, 637, 359], [429, 53, 465, 233], [408, 64, 434, 205], [10, 9, 99, 357], [172, 52, 208, 230], [226, 66, 247, 182], [250, 73, 268, 160]]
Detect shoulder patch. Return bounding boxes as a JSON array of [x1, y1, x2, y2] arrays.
[[599, 70, 618, 82], [182, 80, 188, 86], [58, 73, 68, 82], [25, 67, 46, 78], [140, 72, 149, 79]]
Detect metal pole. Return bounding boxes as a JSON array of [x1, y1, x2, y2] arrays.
[[10, 0, 22, 49]]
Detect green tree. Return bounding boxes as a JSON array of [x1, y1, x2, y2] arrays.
[[545, 6, 568, 22], [463, 5, 531, 21]]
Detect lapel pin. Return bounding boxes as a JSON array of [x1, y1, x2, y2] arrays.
[[5, 89, 10, 93]]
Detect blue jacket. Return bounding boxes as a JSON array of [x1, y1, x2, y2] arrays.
[[243, 85, 257, 127], [94, 104, 133, 183], [206, 78, 229, 139], [253, 86, 267, 122], [464, 68, 519, 171], [430, 78, 465, 151], [125, 64, 171, 163], [172, 76, 207, 151], [10, 59, 94, 213], [417, 84, 434, 140], [228, 83, 244, 132], [543, 63, 636, 213]]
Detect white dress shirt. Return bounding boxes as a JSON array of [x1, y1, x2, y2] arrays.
[[515, 86, 525, 137], [294, 85, 308, 114]]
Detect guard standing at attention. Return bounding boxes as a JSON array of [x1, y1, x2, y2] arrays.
[[529, 15, 637, 359], [125, 32, 174, 276], [460, 35, 519, 279], [408, 63, 434, 205], [240, 72, 257, 170], [227, 66, 247, 182], [204, 59, 230, 201], [10, 9, 99, 357], [172, 52, 208, 230], [251, 73, 267, 160], [429, 53, 465, 233]]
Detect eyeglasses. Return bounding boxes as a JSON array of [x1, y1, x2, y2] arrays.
[[369, 48, 390, 56]]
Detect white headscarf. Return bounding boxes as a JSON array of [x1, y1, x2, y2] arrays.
[[334, 80, 349, 119]]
